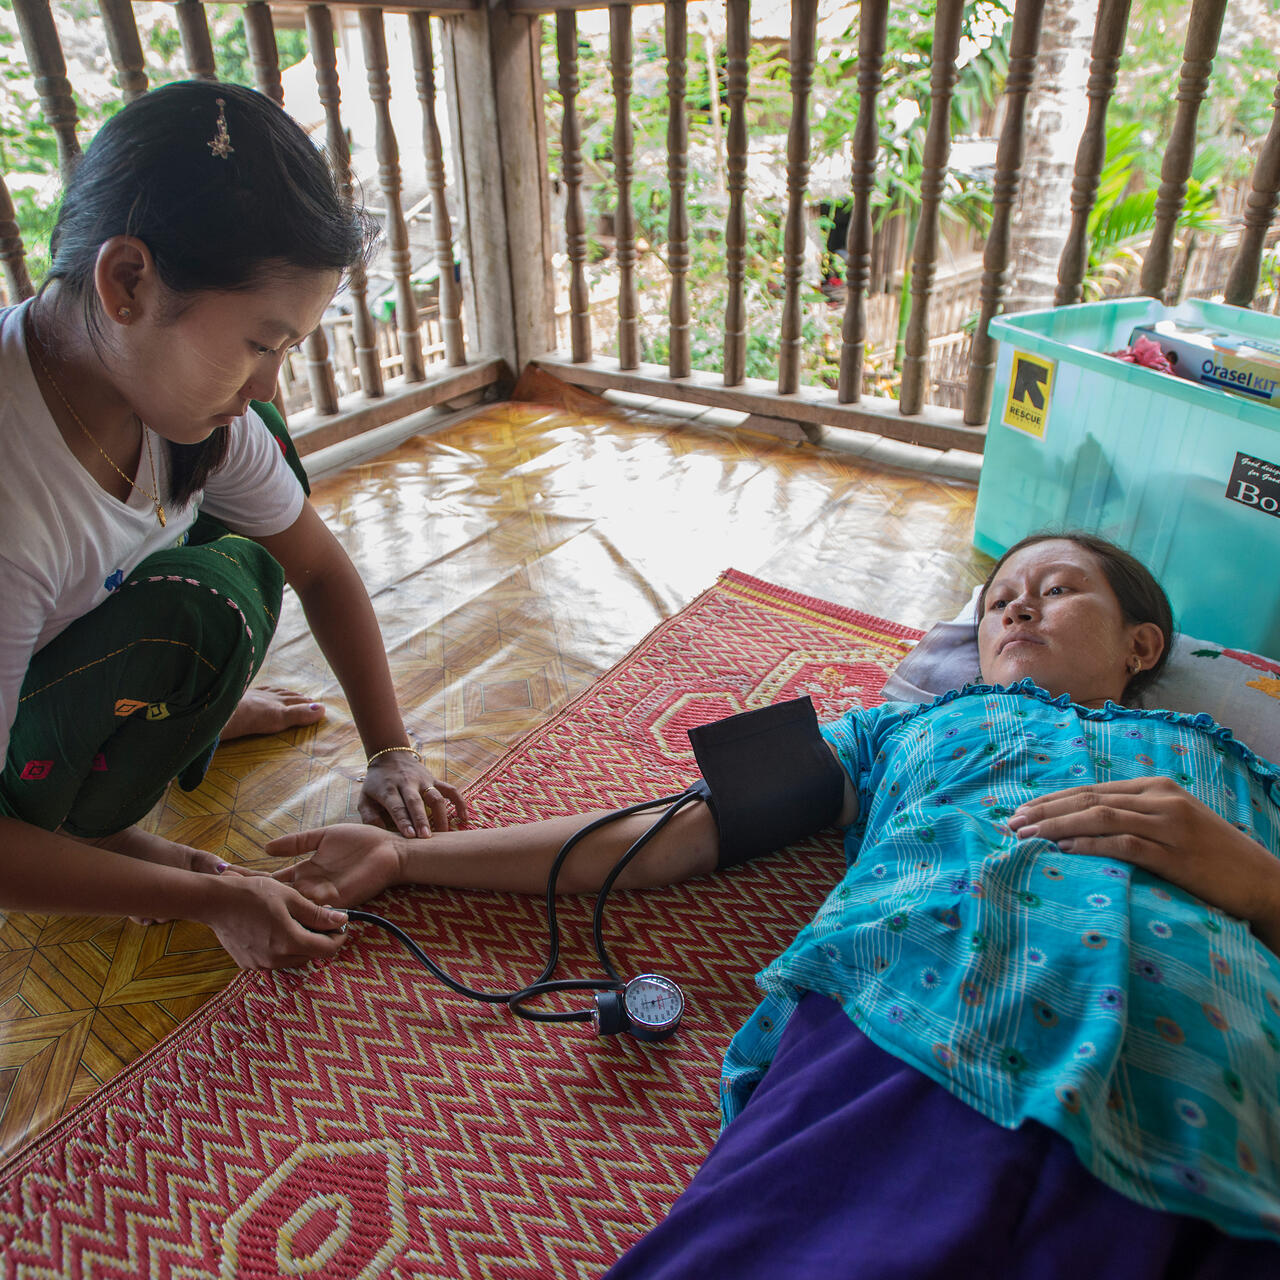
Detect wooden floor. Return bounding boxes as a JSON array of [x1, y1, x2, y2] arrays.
[[0, 393, 989, 1161]]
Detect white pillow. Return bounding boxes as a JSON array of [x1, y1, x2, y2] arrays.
[[882, 589, 1280, 765]]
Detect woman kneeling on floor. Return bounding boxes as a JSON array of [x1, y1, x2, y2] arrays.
[[0, 82, 465, 972], [273, 532, 1280, 1275]]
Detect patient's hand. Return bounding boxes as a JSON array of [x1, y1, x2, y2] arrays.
[[1008, 777, 1280, 952], [267, 824, 404, 908]]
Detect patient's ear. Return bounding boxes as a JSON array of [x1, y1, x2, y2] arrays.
[[1130, 622, 1165, 671]]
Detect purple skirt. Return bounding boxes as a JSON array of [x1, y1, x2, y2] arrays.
[[604, 993, 1280, 1279]]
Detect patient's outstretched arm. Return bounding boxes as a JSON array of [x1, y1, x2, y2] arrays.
[[268, 801, 721, 908]]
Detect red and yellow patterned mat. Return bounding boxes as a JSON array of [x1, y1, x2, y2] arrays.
[[0, 570, 920, 1279]]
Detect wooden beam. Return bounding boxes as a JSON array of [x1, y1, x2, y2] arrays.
[[532, 355, 987, 453], [253, 0, 482, 12], [443, 5, 556, 371], [289, 357, 507, 455], [507, 0, 663, 10]]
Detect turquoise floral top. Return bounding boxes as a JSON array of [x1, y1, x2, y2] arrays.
[[720, 680, 1280, 1241]]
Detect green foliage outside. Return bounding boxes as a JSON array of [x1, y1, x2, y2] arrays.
[[542, 0, 1276, 392], [543, 3, 1012, 389]]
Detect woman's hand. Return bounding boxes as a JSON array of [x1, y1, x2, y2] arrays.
[[75, 825, 265, 925], [201, 875, 350, 970], [360, 753, 467, 839], [1008, 777, 1280, 949], [267, 823, 405, 908]]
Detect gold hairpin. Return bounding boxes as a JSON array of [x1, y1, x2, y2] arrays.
[[208, 98, 234, 160]]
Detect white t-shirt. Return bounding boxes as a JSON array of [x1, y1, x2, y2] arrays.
[[0, 300, 306, 764]]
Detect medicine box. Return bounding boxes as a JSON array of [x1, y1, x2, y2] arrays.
[[1129, 318, 1280, 409], [973, 297, 1280, 656]]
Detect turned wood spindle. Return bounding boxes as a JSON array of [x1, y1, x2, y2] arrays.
[[409, 11, 466, 367], [98, 0, 148, 102], [666, 1, 690, 380], [1, 171, 35, 304], [1224, 70, 1280, 308], [963, 0, 1048, 428], [778, 0, 818, 397], [360, 7, 426, 383], [837, 0, 887, 404], [722, 0, 750, 387], [307, 3, 382, 398], [609, 4, 640, 370], [557, 10, 592, 363], [1139, 0, 1228, 304], [243, 1, 284, 106], [1055, 0, 1131, 307], [174, 0, 219, 81], [899, 0, 964, 416], [11, 0, 80, 184]]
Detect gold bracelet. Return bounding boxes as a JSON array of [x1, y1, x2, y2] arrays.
[[365, 745, 423, 767]]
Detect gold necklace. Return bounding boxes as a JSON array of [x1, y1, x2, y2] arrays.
[[27, 326, 167, 528]]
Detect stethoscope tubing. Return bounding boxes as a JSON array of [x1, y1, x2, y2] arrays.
[[346, 783, 704, 1024]]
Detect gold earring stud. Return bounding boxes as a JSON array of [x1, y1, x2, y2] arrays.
[[116, 306, 132, 321]]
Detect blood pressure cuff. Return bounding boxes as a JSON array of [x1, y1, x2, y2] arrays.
[[687, 696, 847, 871]]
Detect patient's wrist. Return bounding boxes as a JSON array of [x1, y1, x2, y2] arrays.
[[387, 833, 414, 887]]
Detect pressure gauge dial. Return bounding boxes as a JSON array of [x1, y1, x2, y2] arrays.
[[592, 973, 685, 1042], [622, 973, 685, 1042]]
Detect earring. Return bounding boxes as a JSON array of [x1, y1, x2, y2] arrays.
[[116, 306, 132, 321], [1129, 657, 1142, 674]]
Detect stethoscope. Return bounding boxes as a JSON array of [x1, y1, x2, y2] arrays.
[[347, 782, 709, 1043]]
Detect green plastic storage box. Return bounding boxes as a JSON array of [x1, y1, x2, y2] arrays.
[[973, 297, 1280, 656]]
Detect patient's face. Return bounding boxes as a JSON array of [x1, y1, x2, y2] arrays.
[[977, 540, 1147, 708]]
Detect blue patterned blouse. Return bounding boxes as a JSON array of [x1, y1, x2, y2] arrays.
[[720, 680, 1280, 1241]]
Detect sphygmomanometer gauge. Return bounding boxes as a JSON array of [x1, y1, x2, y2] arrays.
[[593, 973, 685, 1042]]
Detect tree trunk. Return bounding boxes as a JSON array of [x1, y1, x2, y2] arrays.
[[1004, 0, 1095, 312]]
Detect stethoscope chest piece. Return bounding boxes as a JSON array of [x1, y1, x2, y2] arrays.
[[593, 973, 685, 1042]]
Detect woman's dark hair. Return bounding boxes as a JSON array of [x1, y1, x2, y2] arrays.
[[43, 80, 375, 503], [976, 531, 1175, 703]]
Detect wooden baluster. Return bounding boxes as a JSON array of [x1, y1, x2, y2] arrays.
[[610, 4, 639, 369], [778, 0, 817, 396], [408, 11, 465, 366], [1, 171, 35, 303], [307, 3, 382, 398], [11, 0, 80, 183], [556, 10, 592, 362], [899, 0, 963, 415], [174, 0, 219, 81], [837, 0, 886, 403], [1139, 0, 1227, 303], [963, 0, 1047, 428], [360, 8, 425, 382], [722, 0, 749, 386], [243, 1, 284, 105], [666, 0, 690, 379], [243, 2, 337, 413], [1224, 71, 1280, 308], [1055, 0, 1130, 306], [98, 0, 148, 102]]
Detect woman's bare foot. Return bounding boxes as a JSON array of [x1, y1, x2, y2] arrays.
[[221, 686, 326, 740]]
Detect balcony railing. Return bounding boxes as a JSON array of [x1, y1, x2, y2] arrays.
[[3, 0, 1279, 462]]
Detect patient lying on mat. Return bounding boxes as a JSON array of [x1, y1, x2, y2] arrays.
[[272, 532, 1280, 1271]]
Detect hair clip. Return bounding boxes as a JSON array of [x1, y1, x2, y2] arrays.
[[208, 98, 234, 160]]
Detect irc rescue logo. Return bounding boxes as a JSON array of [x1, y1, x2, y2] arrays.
[[1002, 351, 1055, 440]]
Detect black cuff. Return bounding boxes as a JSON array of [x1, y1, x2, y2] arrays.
[[687, 696, 847, 871]]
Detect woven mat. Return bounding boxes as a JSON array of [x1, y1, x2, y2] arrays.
[[0, 570, 920, 1280]]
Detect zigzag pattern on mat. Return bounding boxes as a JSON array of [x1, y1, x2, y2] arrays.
[[0, 570, 920, 1279]]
